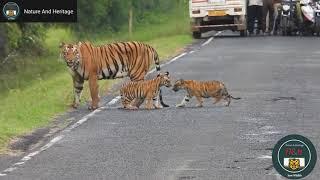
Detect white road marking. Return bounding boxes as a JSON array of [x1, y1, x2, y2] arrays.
[[39, 135, 64, 151], [13, 162, 25, 166], [201, 37, 213, 47], [106, 122, 119, 125], [200, 31, 222, 47], [3, 167, 17, 173], [189, 50, 195, 54], [258, 155, 272, 159], [148, 52, 187, 74], [107, 96, 121, 105], [21, 156, 31, 161], [215, 31, 223, 36], [171, 168, 207, 171], [26, 151, 40, 157], [0, 35, 217, 176]]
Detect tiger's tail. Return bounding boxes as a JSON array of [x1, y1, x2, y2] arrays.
[[228, 95, 241, 100], [154, 50, 161, 72], [153, 49, 169, 107], [219, 84, 241, 107]]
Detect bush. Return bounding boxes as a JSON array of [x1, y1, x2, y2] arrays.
[[0, 23, 46, 61], [74, 0, 184, 35]]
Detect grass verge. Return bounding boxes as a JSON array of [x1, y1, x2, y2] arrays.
[[0, 24, 193, 153]]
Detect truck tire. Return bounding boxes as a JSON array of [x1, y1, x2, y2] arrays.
[[192, 31, 201, 39], [240, 30, 247, 37]]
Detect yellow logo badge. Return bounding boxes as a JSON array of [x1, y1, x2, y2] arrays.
[[289, 159, 300, 171]]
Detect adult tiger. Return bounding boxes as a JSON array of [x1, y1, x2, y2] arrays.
[[59, 41, 168, 110]]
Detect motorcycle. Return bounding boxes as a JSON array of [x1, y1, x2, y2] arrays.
[[300, 0, 315, 34], [313, 1, 320, 35], [279, 0, 300, 35], [300, 0, 320, 35]]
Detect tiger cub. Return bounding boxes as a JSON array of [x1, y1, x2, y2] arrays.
[[172, 79, 241, 107], [120, 72, 171, 110]]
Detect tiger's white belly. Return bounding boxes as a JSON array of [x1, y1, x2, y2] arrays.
[[97, 68, 128, 80], [115, 71, 128, 78]]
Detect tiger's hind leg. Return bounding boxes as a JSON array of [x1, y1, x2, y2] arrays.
[[224, 95, 231, 107], [88, 74, 99, 110], [176, 94, 191, 107], [121, 98, 138, 110], [195, 96, 204, 107], [212, 96, 223, 105], [131, 98, 144, 108]]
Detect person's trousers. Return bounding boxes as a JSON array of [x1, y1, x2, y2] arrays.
[[273, 3, 281, 31], [263, 0, 274, 32], [248, 5, 263, 33]]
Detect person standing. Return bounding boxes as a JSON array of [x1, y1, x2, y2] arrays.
[[262, 0, 274, 35], [248, 0, 263, 35], [272, 0, 282, 34]]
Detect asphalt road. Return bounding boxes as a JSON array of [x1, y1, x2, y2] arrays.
[[1, 34, 320, 180]]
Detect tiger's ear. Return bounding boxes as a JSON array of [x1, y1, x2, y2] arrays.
[[157, 73, 161, 77], [59, 42, 65, 49], [164, 71, 169, 76], [76, 42, 82, 49]]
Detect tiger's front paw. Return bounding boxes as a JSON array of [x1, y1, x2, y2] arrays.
[[88, 105, 99, 111], [126, 105, 138, 110], [154, 104, 163, 109], [146, 105, 155, 110], [71, 102, 80, 109], [196, 104, 203, 108], [176, 104, 185, 108]]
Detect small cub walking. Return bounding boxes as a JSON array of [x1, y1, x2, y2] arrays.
[[120, 72, 171, 110], [172, 79, 241, 107]]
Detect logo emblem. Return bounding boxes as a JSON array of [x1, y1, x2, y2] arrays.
[[2, 2, 20, 21], [288, 158, 301, 171], [272, 134, 317, 179]]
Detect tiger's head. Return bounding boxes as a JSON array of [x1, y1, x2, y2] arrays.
[[172, 79, 186, 92], [157, 71, 172, 87], [59, 42, 81, 70]]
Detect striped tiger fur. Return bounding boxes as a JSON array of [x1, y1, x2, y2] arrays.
[[59, 41, 168, 110], [120, 72, 171, 110], [172, 79, 241, 107]]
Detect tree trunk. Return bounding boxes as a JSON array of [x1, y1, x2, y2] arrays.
[[0, 27, 7, 58], [128, 7, 133, 39]]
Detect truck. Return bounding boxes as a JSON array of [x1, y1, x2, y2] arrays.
[[189, 0, 247, 38]]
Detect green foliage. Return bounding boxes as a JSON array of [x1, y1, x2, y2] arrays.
[[75, 0, 187, 35], [17, 24, 47, 54], [5, 23, 22, 50], [0, 23, 47, 62]]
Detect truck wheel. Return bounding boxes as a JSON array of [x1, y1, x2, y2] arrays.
[[240, 30, 247, 37], [192, 31, 201, 39]]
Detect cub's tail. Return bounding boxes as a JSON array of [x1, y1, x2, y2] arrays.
[[228, 95, 241, 100]]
